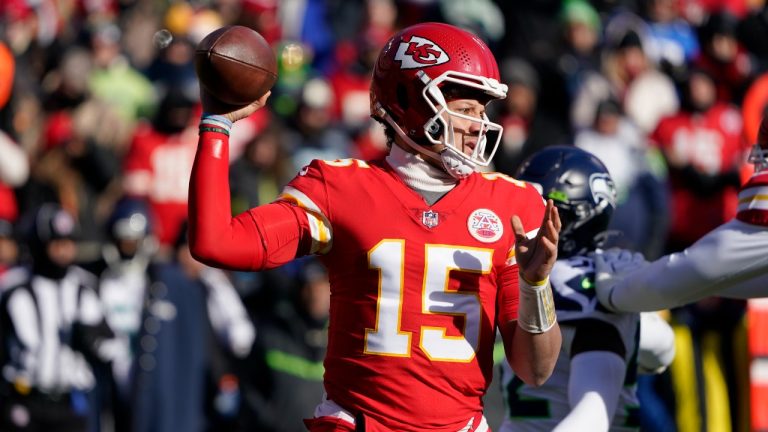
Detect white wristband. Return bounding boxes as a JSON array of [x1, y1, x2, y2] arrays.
[[517, 276, 557, 333]]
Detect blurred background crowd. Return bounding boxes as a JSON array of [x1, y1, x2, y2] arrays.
[[1, 0, 768, 431]]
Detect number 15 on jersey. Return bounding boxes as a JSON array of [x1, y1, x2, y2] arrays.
[[364, 240, 493, 363]]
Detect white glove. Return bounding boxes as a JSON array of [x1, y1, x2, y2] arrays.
[[637, 312, 675, 375], [593, 248, 648, 312]]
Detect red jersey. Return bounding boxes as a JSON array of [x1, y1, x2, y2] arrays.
[[693, 48, 752, 104], [651, 105, 747, 245], [123, 123, 198, 245], [278, 158, 545, 430], [0, 184, 16, 222]]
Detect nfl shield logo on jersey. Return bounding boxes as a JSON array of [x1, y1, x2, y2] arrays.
[[468, 209, 503, 243], [422, 210, 439, 228]]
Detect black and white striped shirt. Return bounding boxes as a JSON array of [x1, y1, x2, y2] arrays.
[[1, 266, 115, 395]]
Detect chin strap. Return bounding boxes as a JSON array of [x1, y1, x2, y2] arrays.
[[440, 146, 476, 179], [374, 104, 476, 180]]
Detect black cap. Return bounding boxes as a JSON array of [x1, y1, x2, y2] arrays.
[[25, 203, 77, 245], [618, 30, 643, 50], [700, 11, 738, 40]]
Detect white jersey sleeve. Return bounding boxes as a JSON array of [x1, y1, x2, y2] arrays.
[[597, 219, 768, 312], [499, 256, 642, 432]]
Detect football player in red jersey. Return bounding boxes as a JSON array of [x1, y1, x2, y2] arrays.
[[189, 23, 562, 431], [595, 114, 768, 312]]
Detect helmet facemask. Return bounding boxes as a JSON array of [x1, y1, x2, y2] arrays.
[[418, 70, 506, 178], [748, 143, 768, 173], [751, 114, 768, 173], [555, 194, 615, 258], [104, 200, 158, 271]]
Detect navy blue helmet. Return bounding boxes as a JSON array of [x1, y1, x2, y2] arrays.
[[23, 203, 78, 247], [104, 198, 156, 262], [515, 146, 617, 258], [106, 198, 152, 242], [18, 203, 79, 278]]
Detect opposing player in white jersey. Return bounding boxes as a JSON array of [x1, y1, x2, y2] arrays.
[[595, 115, 768, 312], [499, 146, 675, 432]]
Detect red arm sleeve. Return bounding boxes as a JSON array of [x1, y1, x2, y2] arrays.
[[188, 130, 310, 271], [497, 260, 520, 324]]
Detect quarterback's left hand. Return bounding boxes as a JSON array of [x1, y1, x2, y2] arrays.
[[513, 199, 561, 283]]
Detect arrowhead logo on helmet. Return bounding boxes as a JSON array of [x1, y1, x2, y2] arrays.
[[394, 36, 449, 69]]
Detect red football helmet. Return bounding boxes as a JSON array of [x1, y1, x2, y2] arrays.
[[749, 114, 768, 172], [370, 22, 507, 178]]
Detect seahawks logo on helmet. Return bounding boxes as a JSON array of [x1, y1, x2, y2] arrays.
[[515, 146, 618, 258], [590, 173, 617, 208]]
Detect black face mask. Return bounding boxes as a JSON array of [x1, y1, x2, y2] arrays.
[[152, 88, 196, 135], [31, 244, 71, 280], [152, 106, 194, 135]]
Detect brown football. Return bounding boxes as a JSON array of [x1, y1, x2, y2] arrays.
[[195, 25, 278, 107]]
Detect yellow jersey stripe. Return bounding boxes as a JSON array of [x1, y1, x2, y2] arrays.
[[279, 186, 332, 254]]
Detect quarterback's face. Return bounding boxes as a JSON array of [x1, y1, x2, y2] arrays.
[[439, 98, 485, 157]]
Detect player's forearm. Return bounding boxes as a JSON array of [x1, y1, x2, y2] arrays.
[[190, 126, 308, 270], [612, 258, 753, 311], [606, 258, 686, 312], [718, 272, 768, 298], [503, 321, 561, 386], [189, 129, 232, 264], [610, 224, 768, 311], [189, 128, 257, 269], [502, 276, 561, 386], [611, 258, 762, 312]]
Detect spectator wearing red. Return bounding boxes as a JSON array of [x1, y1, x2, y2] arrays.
[[693, 10, 755, 104], [327, 28, 391, 161], [651, 68, 748, 251], [0, 42, 24, 224], [122, 88, 200, 248]]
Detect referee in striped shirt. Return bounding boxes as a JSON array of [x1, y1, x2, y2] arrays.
[[0, 204, 117, 431]]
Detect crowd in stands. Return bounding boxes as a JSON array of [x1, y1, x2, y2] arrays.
[[2, 0, 768, 431]]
